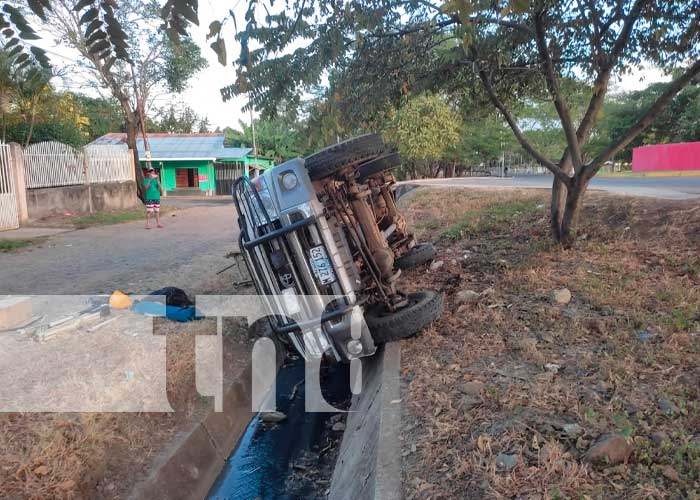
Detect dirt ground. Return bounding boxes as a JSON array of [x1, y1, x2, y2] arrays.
[[397, 188, 700, 499], [0, 203, 240, 295], [0, 272, 257, 500]]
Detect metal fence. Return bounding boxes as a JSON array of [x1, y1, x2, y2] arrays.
[[0, 144, 19, 230], [84, 145, 133, 184], [23, 141, 133, 189]]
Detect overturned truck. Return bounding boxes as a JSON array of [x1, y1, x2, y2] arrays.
[[233, 134, 442, 362]]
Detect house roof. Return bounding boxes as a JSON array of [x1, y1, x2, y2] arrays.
[[89, 133, 252, 161]]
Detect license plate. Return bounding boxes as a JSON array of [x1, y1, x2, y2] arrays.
[[308, 245, 336, 285]]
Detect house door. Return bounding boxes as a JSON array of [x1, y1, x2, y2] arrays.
[[175, 168, 199, 188]]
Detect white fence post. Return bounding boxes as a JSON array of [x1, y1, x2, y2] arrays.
[[82, 146, 94, 213], [0, 144, 21, 230], [9, 143, 28, 224]]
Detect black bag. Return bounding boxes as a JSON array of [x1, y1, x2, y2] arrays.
[[147, 287, 194, 307]]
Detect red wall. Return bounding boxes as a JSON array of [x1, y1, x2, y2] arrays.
[[632, 142, 700, 172]]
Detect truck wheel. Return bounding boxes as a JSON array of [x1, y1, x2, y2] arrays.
[[305, 134, 385, 180], [356, 152, 401, 181], [364, 291, 443, 344], [395, 243, 436, 270]]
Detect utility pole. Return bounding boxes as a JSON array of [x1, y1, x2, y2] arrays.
[[249, 104, 258, 177]]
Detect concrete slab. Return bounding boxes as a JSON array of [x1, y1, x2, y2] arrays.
[[0, 227, 72, 239], [330, 343, 402, 500]]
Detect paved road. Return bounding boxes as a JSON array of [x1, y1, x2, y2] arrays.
[[0, 200, 239, 295], [405, 175, 700, 200]]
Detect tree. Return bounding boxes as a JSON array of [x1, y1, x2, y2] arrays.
[[40, 0, 206, 196], [197, 117, 211, 134], [460, 1, 700, 245], [12, 66, 51, 146], [225, 114, 304, 163], [384, 94, 461, 178], [162, 0, 700, 247], [593, 81, 700, 160], [0, 49, 16, 142], [72, 94, 124, 141], [149, 103, 201, 133]]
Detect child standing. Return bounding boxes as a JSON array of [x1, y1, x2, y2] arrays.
[[143, 168, 164, 229]]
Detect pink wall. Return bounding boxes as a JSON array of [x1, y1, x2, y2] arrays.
[[632, 142, 700, 172]]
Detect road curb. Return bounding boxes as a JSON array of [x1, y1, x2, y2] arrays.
[[330, 343, 402, 500], [600, 170, 700, 178], [128, 353, 281, 500]]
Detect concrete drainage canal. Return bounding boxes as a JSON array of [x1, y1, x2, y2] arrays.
[[202, 343, 400, 500], [206, 356, 352, 500]]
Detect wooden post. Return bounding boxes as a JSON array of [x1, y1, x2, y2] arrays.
[[9, 143, 28, 225]]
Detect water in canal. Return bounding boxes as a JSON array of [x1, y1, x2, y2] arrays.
[[206, 358, 351, 500]]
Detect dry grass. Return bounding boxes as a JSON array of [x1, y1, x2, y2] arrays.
[[0, 311, 254, 500], [398, 188, 700, 499]]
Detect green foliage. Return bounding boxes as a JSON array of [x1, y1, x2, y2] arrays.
[[384, 94, 461, 163], [161, 38, 208, 94], [149, 103, 206, 134], [0, 238, 37, 252], [440, 198, 541, 241], [0, 0, 132, 71], [224, 114, 303, 163], [72, 207, 154, 228], [0, 49, 124, 146], [72, 94, 123, 140], [593, 83, 700, 161], [0, 2, 50, 70], [4, 120, 83, 147]]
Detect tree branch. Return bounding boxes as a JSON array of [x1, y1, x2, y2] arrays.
[[584, 58, 700, 180], [471, 51, 571, 187], [371, 18, 456, 38], [470, 15, 534, 35], [556, 0, 650, 173], [534, 10, 584, 172]]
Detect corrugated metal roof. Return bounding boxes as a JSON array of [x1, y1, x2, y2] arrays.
[[89, 133, 252, 160]]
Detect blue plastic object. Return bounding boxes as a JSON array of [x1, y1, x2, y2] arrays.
[[131, 301, 200, 322]]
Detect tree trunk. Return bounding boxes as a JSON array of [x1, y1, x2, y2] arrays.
[[24, 109, 36, 147], [126, 117, 146, 202], [446, 161, 456, 178], [550, 158, 574, 242], [558, 177, 589, 248], [550, 176, 566, 241]]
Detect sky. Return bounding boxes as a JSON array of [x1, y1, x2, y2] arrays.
[[35, 3, 672, 132]]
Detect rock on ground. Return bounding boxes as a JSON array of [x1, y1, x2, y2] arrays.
[[458, 381, 485, 397], [584, 434, 633, 465], [551, 288, 572, 305], [495, 453, 518, 471], [261, 411, 287, 423], [455, 290, 480, 305], [429, 260, 444, 271]]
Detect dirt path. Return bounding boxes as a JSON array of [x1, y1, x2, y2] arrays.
[[0, 204, 239, 295]]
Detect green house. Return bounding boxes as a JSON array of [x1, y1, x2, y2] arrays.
[[90, 133, 274, 195]]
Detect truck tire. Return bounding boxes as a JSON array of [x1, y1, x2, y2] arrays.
[[357, 152, 401, 181], [394, 243, 436, 270], [364, 291, 443, 344], [305, 134, 385, 180]]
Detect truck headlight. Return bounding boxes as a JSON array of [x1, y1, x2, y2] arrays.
[[281, 172, 298, 191]]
